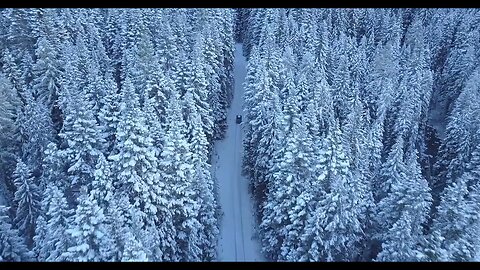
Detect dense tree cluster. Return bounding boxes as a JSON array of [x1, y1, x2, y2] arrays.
[[0, 8, 235, 261], [1, 8, 480, 262], [238, 8, 480, 261]]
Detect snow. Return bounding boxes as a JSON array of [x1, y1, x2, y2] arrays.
[[428, 103, 446, 141], [213, 43, 265, 262]]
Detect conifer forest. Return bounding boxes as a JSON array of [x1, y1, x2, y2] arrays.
[[1, 8, 480, 262]]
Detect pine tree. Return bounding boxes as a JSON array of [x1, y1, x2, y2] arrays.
[[12, 160, 41, 247], [18, 86, 54, 180], [4, 8, 36, 62], [184, 90, 218, 261], [204, 23, 229, 140], [32, 214, 47, 260], [364, 39, 399, 122], [98, 71, 120, 155], [431, 174, 479, 261], [63, 187, 115, 262], [31, 35, 63, 112], [260, 106, 315, 261], [91, 154, 114, 212], [44, 184, 73, 261], [108, 75, 160, 228], [242, 45, 261, 179], [303, 124, 364, 262], [0, 205, 32, 261], [190, 33, 215, 144], [435, 18, 477, 121], [331, 32, 355, 124], [0, 71, 21, 202], [375, 148, 432, 261], [1, 48, 24, 93], [120, 231, 148, 262], [431, 139, 480, 261], [59, 41, 103, 195], [433, 68, 480, 202], [244, 48, 282, 208], [40, 142, 68, 190], [159, 91, 201, 261]]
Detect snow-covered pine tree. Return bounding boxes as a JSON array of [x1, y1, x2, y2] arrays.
[[203, 22, 229, 140], [244, 41, 282, 210], [434, 17, 477, 123], [431, 172, 479, 261], [430, 137, 480, 261], [0, 71, 21, 203], [3, 9, 37, 65], [31, 35, 63, 114], [375, 148, 432, 261], [91, 154, 114, 214], [12, 160, 41, 247], [433, 68, 480, 203], [190, 33, 215, 146], [0, 205, 32, 261], [158, 91, 201, 261], [120, 230, 148, 262], [108, 74, 160, 230], [32, 214, 47, 260], [304, 123, 364, 262], [43, 183, 73, 261], [1, 48, 24, 94], [18, 86, 54, 182], [259, 101, 303, 261], [58, 41, 104, 198], [97, 71, 120, 155], [242, 45, 261, 180], [63, 187, 115, 262], [184, 90, 218, 261]]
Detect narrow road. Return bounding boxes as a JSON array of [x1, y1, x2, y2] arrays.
[[213, 43, 264, 262]]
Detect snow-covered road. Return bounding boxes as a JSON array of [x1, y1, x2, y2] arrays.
[[213, 43, 264, 262]]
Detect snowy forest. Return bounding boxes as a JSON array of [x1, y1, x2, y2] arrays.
[[0, 8, 480, 262]]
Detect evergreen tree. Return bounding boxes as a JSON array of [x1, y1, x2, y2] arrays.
[[97, 71, 120, 155], [43, 184, 73, 261], [375, 148, 432, 261], [108, 75, 159, 229], [120, 231, 148, 262], [159, 91, 201, 261], [184, 90, 218, 261], [32, 214, 47, 260], [12, 160, 41, 247], [431, 139, 480, 261], [190, 33, 214, 144], [59, 41, 103, 196], [0, 72, 21, 202], [434, 68, 480, 201], [302, 124, 364, 262], [31, 35, 63, 113], [0, 205, 32, 261], [18, 86, 54, 180], [63, 187, 115, 262]]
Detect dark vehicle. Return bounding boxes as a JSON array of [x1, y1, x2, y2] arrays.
[[236, 115, 242, 124]]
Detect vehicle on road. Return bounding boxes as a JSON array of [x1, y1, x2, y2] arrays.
[[236, 115, 242, 124]]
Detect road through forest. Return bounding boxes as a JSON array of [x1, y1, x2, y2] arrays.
[[213, 43, 264, 262]]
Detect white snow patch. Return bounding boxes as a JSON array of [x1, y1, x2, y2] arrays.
[[428, 104, 446, 141]]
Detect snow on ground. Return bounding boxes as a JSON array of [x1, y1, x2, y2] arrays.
[[428, 103, 446, 141], [213, 43, 265, 262]]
